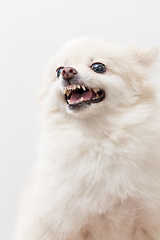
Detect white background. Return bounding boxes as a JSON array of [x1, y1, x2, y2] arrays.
[[0, 0, 160, 239]]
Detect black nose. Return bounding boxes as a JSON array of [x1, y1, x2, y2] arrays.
[[61, 67, 78, 80]]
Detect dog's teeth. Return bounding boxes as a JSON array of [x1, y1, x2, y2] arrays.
[[64, 89, 67, 94], [93, 94, 100, 100], [93, 88, 100, 93], [80, 97, 84, 102], [81, 85, 86, 91], [77, 85, 81, 89], [95, 94, 99, 99], [67, 86, 73, 90], [66, 91, 71, 97]]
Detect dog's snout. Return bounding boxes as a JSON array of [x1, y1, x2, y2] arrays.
[[61, 67, 78, 80]]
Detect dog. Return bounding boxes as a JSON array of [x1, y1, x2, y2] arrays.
[[14, 37, 160, 240]]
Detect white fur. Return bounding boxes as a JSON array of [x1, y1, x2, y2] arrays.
[[14, 38, 160, 240]]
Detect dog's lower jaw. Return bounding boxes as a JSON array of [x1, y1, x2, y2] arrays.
[[67, 101, 90, 112]]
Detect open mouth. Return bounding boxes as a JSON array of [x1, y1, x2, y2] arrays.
[[64, 84, 105, 108]]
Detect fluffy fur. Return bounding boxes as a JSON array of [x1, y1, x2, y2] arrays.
[[14, 38, 160, 240]]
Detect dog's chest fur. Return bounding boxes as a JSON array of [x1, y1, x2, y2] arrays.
[[33, 120, 159, 239]]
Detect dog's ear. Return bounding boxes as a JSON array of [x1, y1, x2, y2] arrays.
[[128, 45, 159, 66]]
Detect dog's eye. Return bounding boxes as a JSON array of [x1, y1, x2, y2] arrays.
[[91, 63, 106, 73], [56, 67, 64, 78]]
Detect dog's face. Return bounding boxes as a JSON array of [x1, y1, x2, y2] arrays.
[[57, 64, 105, 112], [38, 38, 158, 120]]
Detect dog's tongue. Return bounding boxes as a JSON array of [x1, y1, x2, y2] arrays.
[[70, 90, 96, 103]]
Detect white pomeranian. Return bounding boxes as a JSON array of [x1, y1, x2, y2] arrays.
[[14, 38, 160, 240]]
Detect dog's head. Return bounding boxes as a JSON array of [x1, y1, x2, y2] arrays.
[[37, 38, 158, 123]]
